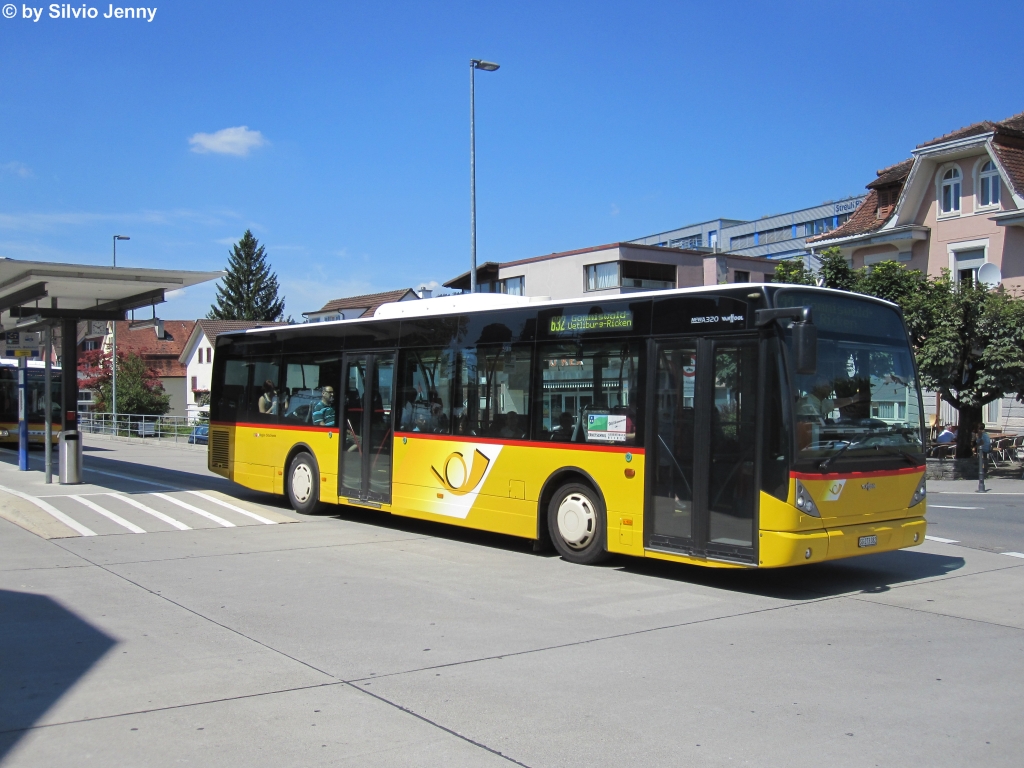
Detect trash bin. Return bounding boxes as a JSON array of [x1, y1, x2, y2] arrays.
[[59, 430, 83, 485]]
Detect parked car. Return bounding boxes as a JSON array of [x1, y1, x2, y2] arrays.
[[188, 425, 209, 445]]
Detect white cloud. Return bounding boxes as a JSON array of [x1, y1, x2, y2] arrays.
[[610, 203, 620, 217], [188, 126, 267, 157], [1, 162, 33, 178]]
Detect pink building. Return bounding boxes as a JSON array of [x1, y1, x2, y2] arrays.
[[810, 110, 1024, 430], [809, 110, 1024, 289]]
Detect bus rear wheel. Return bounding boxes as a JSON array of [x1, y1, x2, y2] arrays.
[[548, 482, 609, 565], [287, 452, 323, 515]]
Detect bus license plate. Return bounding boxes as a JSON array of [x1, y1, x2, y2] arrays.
[[858, 535, 878, 548]]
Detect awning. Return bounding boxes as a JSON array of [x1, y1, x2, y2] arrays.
[[0, 258, 223, 329]]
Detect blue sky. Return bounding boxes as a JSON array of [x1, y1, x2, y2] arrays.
[[1, 0, 1021, 319]]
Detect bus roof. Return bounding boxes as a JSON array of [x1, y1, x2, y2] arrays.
[[221, 282, 899, 338]]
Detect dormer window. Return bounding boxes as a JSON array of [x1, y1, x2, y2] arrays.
[[876, 185, 900, 220], [940, 167, 961, 214], [978, 160, 1001, 208]]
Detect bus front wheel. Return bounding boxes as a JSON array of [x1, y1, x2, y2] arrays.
[[548, 482, 609, 565], [286, 452, 323, 515]]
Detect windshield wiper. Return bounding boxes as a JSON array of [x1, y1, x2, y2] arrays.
[[819, 440, 923, 471], [819, 440, 857, 471], [871, 445, 925, 467]]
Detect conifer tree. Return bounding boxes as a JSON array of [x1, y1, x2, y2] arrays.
[[208, 230, 286, 321]]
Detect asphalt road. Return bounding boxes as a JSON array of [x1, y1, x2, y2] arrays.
[[1, 436, 1022, 767], [926, 479, 1024, 554]]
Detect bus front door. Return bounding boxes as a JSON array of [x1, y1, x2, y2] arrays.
[[647, 338, 759, 564], [340, 352, 396, 504]]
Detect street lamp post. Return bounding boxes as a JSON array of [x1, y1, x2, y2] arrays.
[[470, 59, 499, 294], [112, 235, 129, 419]]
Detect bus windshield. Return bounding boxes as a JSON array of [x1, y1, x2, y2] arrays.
[[777, 290, 925, 468]]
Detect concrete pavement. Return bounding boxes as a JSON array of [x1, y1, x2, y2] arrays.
[[1, 438, 1023, 766]]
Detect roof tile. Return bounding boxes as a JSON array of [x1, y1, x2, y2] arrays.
[[314, 289, 418, 317]]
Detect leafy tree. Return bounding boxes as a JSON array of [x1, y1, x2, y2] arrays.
[[208, 230, 286, 321], [816, 247, 857, 291], [824, 258, 1024, 458], [913, 274, 1024, 457], [79, 350, 171, 415], [772, 256, 815, 285]]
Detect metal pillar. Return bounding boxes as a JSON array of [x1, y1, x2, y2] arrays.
[[469, 62, 477, 295], [44, 325, 53, 484], [60, 318, 78, 434], [17, 356, 28, 471]]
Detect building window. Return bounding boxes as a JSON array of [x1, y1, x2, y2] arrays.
[[207, 348, 213, 363], [708, 230, 718, 249], [585, 261, 675, 291], [620, 261, 675, 289], [954, 248, 985, 285], [191, 376, 198, 391], [501, 276, 525, 296], [940, 167, 961, 214], [734, 270, 750, 283], [83, 340, 99, 351], [986, 398, 1000, 425], [978, 161, 1000, 208], [730, 233, 756, 250], [585, 262, 619, 291]]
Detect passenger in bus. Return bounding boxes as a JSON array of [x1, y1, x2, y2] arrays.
[[550, 411, 575, 441], [312, 386, 336, 426], [428, 392, 448, 433], [400, 390, 417, 430], [258, 380, 279, 415], [500, 411, 524, 439]]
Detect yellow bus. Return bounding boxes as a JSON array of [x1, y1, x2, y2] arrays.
[[208, 285, 927, 568], [0, 359, 62, 445]]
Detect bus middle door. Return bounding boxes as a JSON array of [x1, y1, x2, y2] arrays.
[[340, 352, 396, 504], [646, 337, 759, 564]]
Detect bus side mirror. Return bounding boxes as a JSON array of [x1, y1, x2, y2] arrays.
[[755, 305, 817, 375], [792, 320, 817, 375]]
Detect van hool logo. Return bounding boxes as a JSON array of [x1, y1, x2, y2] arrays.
[[432, 449, 491, 495]]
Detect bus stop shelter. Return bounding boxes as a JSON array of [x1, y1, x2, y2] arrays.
[[0, 258, 222, 482]]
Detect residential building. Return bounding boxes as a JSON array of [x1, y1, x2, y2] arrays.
[[630, 196, 867, 261], [303, 289, 419, 323], [443, 243, 777, 301], [179, 320, 289, 417], [809, 110, 1024, 432], [93, 321, 196, 416]]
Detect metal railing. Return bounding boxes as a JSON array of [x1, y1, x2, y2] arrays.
[[77, 411, 208, 445]]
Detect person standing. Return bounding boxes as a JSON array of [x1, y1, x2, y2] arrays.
[[974, 423, 991, 457]]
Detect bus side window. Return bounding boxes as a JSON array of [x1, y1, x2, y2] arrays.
[[247, 358, 282, 422], [455, 345, 532, 440], [213, 357, 249, 423], [281, 356, 341, 426], [761, 339, 789, 501], [0, 370, 17, 422], [535, 341, 640, 445], [396, 349, 453, 435]]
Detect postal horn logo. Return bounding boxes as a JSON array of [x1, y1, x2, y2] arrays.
[[431, 449, 491, 495]]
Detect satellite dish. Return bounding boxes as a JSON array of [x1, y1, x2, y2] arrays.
[[978, 262, 1001, 288]]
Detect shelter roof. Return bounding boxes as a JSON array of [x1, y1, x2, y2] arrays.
[[0, 258, 222, 330]]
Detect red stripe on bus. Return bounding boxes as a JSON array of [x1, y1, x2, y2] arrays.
[[395, 431, 643, 454], [211, 420, 335, 433], [790, 465, 923, 480]]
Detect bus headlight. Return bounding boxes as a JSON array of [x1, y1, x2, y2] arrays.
[[909, 476, 927, 508], [794, 480, 820, 518]]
